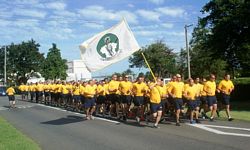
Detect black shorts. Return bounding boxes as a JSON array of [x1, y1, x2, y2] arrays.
[[121, 95, 132, 105], [150, 103, 162, 113], [109, 94, 120, 104], [44, 92, 50, 97], [8, 95, 15, 101], [97, 95, 106, 104], [222, 94, 230, 105], [196, 97, 201, 107], [84, 97, 96, 108], [173, 98, 183, 110], [73, 95, 81, 102], [200, 96, 207, 105], [133, 96, 144, 106], [188, 100, 197, 111], [207, 96, 217, 107], [80, 95, 85, 104]]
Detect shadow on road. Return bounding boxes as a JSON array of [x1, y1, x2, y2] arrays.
[[41, 115, 85, 125]]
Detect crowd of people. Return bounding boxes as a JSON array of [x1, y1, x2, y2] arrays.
[[6, 73, 235, 128]]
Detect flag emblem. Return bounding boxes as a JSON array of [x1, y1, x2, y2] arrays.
[[97, 33, 120, 60]]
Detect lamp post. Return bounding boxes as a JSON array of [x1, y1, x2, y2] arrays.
[[185, 24, 193, 79]]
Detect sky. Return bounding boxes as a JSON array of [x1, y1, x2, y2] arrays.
[[0, 0, 209, 77]]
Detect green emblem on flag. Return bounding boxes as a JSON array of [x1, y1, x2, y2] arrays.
[[97, 33, 120, 60]]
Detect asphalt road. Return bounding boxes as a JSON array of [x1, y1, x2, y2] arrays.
[[0, 96, 250, 150]]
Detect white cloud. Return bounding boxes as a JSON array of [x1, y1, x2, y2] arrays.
[[161, 23, 174, 28], [116, 11, 138, 24], [132, 25, 159, 30], [83, 22, 104, 29], [78, 5, 138, 24], [14, 0, 40, 5], [136, 9, 160, 21], [0, 19, 11, 27], [156, 7, 186, 17], [13, 19, 39, 27], [13, 8, 46, 18], [127, 4, 134, 8], [45, 2, 66, 10], [148, 0, 164, 5]]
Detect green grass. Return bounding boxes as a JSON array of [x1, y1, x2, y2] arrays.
[[216, 110, 250, 122], [0, 117, 40, 150]]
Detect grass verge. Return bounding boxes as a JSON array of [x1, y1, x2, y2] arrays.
[[0, 116, 40, 150]]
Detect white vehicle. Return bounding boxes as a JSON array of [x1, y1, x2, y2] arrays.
[[163, 78, 171, 85], [27, 77, 45, 84]]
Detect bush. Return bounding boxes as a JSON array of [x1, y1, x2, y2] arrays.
[[231, 77, 250, 101]]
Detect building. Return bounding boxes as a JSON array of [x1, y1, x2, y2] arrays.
[[66, 60, 92, 81]]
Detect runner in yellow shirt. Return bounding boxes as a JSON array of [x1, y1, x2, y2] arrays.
[[108, 74, 120, 118], [184, 78, 200, 124], [168, 74, 184, 126], [61, 82, 69, 107], [84, 80, 97, 120], [203, 74, 217, 121], [119, 75, 133, 121], [132, 75, 148, 124], [217, 74, 234, 121], [72, 82, 82, 112], [146, 78, 163, 128], [96, 80, 106, 116], [18, 83, 26, 100], [6, 86, 16, 108]]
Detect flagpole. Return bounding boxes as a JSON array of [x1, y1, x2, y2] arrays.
[[141, 52, 156, 82]]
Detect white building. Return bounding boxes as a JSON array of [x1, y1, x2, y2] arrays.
[[66, 60, 92, 81]]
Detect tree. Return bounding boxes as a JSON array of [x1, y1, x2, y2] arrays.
[[129, 41, 177, 78], [198, 0, 250, 76], [0, 40, 45, 84], [42, 43, 68, 80], [176, 48, 187, 78], [190, 23, 227, 79]]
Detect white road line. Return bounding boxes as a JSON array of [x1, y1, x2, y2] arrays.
[[202, 124, 250, 131], [0, 107, 8, 111], [37, 104, 120, 124], [188, 124, 250, 137]]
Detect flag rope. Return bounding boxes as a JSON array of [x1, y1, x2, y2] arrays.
[[141, 52, 156, 82]]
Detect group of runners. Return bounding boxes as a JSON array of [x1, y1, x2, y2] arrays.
[[6, 73, 235, 128]]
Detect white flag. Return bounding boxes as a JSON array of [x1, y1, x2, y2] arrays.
[[79, 19, 140, 72]]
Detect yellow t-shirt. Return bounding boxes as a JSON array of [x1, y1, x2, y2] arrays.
[[6, 87, 15, 95], [133, 82, 147, 96], [200, 84, 206, 96], [61, 85, 69, 94], [18, 85, 25, 91], [80, 85, 85, 95], [104, 83, 109, 95], [168, 81, 184, 99], [84, 85, 96, 98], [119, 81, 132, 95], [203, 81, 216, 96], [73, 85, 81, 96], [36, 84, 44, 92], [29, 85, 36, 92], [218, 80, 234, 95], [184, 85, 197, 100], [57, 84, 62, 93], [149, 84, 161, 104], [194, 83, 203, 97], [97, 85, 105, 96], [44, 84, 51, 92], [108, 80, 120, 94]]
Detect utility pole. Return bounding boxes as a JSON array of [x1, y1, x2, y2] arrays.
[[185, 24, 193, 79], [4, 46, 7, 85]]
